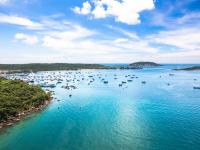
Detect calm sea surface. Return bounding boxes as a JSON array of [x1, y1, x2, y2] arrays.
[[0, 65, 200, 150]]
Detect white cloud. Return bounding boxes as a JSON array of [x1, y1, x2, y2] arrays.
[[15, 33, 38, 44], [1, 14, 199, 63], [177, 12, 200, 24], [0, 0, 9, 5], [73, 0, 155, 25], [107, 25, 139, 40], [107, 25, 200, 62], [39, 20, 158, 56], [143, 50, 200, 64], [73, 1, 91, 15], [114, 38, 129, 43], [0, 13, 43, 29], [41, 24, 96, 49], [148, 28, 200, 51]]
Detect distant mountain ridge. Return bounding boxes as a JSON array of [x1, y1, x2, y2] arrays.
[[129, 62, 161, 68]]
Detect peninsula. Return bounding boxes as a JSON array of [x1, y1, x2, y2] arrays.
[[0, 77, 51, 129]]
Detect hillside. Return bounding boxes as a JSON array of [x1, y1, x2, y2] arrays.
[[0, 77, 51, 127]]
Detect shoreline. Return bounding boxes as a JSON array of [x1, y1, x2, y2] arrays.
[[174, 66, 200, 71], [0, 97, 52, 130]]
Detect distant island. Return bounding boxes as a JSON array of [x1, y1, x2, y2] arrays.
[[0, 77, 51, 129], [174, 66, 200, 71], [129, 62, 161, 68]]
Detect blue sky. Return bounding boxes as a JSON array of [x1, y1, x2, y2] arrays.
[[0, 0, 200, 64]]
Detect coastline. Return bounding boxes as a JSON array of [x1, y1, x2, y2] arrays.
[[0, 63, 143, 73], [174, 66, 200, 71], [0, 97, 52, 130]]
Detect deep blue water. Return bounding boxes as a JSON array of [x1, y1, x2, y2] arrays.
[[0, 65, 200, 150]]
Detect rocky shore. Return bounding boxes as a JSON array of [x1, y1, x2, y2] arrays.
[[0, 98, 52, 130]]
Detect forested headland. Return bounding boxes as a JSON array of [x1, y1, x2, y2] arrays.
[[0, 77, 51, 128]]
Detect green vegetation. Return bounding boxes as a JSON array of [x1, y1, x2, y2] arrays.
[[0, 63, 146, 73], [174, 66, 200, 71], [0, 77, 50, 121], [0, 63, 109, 72], [129, 62, 161, 68]]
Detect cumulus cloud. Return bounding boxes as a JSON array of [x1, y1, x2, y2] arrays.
[[0, 13, 43, 29], [15, 33, 38, 44], [73, 1, 91, 15], [73, 0, 155, 25]]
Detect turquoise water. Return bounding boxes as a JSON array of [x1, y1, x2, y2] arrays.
[[0, 66, 200, 150]]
